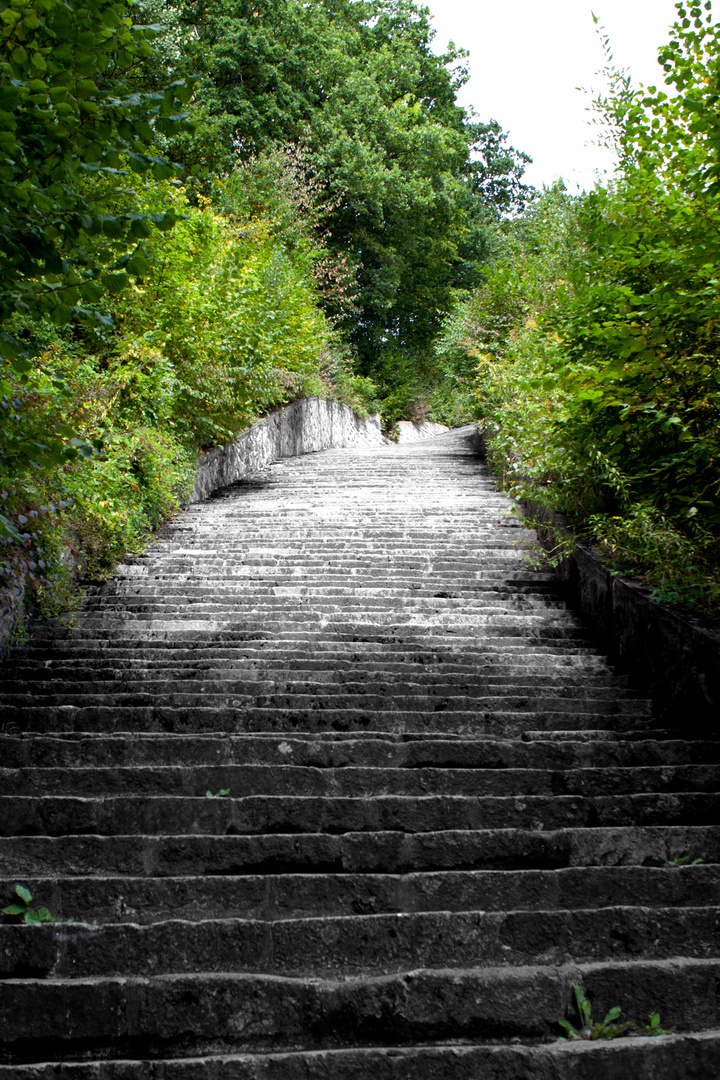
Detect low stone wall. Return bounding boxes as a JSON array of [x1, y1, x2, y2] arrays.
[[394, 420, 448, 444], [472, 424, 720, 729], [191, 397, 388, 503], [522, 493, 720, 732], [561, 540, 720, 730]]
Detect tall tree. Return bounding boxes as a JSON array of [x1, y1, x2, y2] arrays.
[[0, 0, 193, 373], [166, 0, 530, 378]]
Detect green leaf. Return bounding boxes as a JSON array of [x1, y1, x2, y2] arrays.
[[126, 251, 151, 277], [15, 884, 32, 905], [102, 272, 128, 293]]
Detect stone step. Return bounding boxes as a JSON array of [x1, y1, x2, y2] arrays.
[[2, 671, 636, 694], [0, 689, 649, 712], [103, 591, 585, 611], [2, 825, 717, 876], [4, 1034, 720, 1080], [1, 960, 718, 1063], [91, 580, 562, 597], [0, 651, 626, 670], [9, 635, 606, 655], [2, 906, 719, 980], [2, 426, 714, 1075], [71, 590, 572, 607], [3, 792, 717, 838], [0, 733, 702, 770], [106, 563, 553, 579], [53, 616, 590, 636], [4, 865, 716, 923], [0, 705, 654, 735], [3, 763, 717, 798]]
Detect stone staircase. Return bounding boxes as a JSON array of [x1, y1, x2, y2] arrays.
[[1, 425, 719, 1078]]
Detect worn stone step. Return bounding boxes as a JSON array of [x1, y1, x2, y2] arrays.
[[71, 602, 571, 622], [2, 826, 718, 877], [2, 425, 712, 1075], [0, 689, 649, 714], [3, 764, 717, 799], [87, 585, 563, 604], [78, 587, 569, 604], [15, 624, 596, 643], [1, 660, 631, 685], [0, 733, 704, 771], [3, 792, 718, 838], [106, 564, 554, 581], [2, 906, 719, 980], [0, 707, 654, 737], [4, 1034, 720, 1080], [4, 635, 614, 655], [0, 665, 639, 692], [4, 865, 716, 923], [1, 960, 718, 1063]]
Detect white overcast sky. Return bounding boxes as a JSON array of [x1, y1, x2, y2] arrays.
[[422, 0, 714, 191]]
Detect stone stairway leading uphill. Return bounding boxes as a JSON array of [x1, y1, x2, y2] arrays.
[[1, 425, 720, 1078]]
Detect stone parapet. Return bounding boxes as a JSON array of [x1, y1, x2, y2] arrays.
[[394, 420, 448, 443], [191, 397, 387, 504], [473, 424, 720, 729]]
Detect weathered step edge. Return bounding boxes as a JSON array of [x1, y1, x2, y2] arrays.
[[4, 1032, 720, 1080], [1, 960, 719, 1060]]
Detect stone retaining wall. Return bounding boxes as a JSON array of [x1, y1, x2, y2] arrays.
[[191, 397, 388, 503], [394, 420, 448, 444], [516, 485, 720, 731], [473, 426, 720, 729], [559, 539, 720, 730]]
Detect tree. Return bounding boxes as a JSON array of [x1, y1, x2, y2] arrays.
[[0, 0, 193, 377], [0, 0, 193, 544], [166, 0, 531, 380]]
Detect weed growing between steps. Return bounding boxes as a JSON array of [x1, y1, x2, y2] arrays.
[[1, 884, 97, 929], [661, 852, 703, 868], [558, 986, 670, 1043]]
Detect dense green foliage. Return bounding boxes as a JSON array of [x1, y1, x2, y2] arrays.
[[2, 165, 356, 616], [6, 0, 719, 639], [0, 0, 192, 365], [1, 0, 530, 636], [165, 0, 530, 397], [441, 1, 720, 615]]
